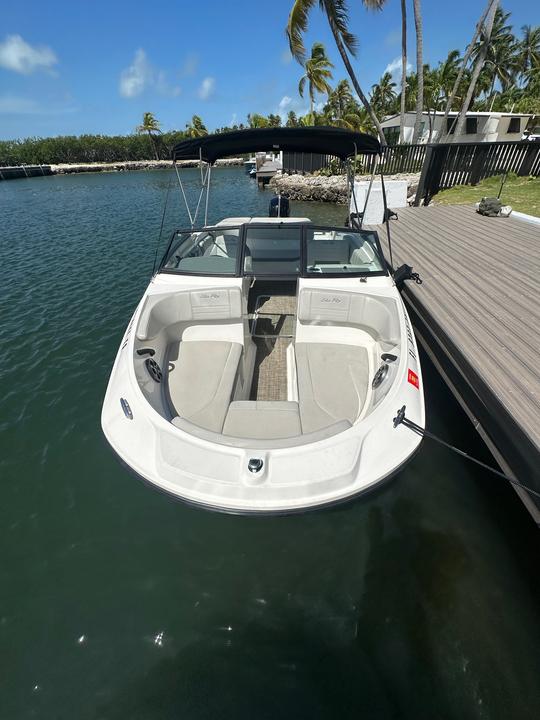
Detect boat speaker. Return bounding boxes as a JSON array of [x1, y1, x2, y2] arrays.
[[145, 358, 163, 383], [372, 363, 389, 388]]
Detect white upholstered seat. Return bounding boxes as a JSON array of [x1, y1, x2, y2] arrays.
[[223, 401, 302, 439], [167, 340, 242, 432], [295, 343, 370, 433]]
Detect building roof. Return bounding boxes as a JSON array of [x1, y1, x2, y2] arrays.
[[382, 110, 532, 123]]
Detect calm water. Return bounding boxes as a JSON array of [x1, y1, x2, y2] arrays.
[[1, 167, 539, 720]]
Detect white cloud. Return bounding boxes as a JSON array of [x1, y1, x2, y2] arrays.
[[230, 112, 238, 125], [119, 49, 180, 98], [198, 76, 215, 100], [276, 95, 314, 122], [0, 35, 57, 75], [384, 56, 412, 81], [278, 96, 292, 112], [119, 49, 151, 97]]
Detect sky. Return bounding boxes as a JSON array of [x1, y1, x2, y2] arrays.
[[0, 0, 537, 140]]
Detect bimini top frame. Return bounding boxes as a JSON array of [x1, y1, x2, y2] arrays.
[[166, 127, 393, 267]]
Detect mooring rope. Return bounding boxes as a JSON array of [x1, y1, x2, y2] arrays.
[[393, 405, 540, 500]]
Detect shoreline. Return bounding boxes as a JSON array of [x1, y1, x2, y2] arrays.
[[0, 157, 244, 180], [50, 157, 244, 174]]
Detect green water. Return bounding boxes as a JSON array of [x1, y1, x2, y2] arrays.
[[1, 168, 539, 720]]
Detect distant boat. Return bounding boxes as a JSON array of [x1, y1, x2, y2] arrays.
[[244, 157, 256, 174], [249, 166, 256, 178], [102, 127, 425, 514]]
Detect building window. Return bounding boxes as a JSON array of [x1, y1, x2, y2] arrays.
[[446, 118, 456, 134], [465, 117, 478, 134], [507, 117, 521, 133], [382, 126, 400, 145]]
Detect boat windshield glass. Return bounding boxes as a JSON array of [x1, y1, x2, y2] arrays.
[[244, 226, 301, 275], [305, 227, 386, 276], [162, 227, 240, 275]]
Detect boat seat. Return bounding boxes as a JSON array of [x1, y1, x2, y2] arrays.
[[295, 343, 370, 433], [167, 340, 242, 433], [223, 401, 302, 439]]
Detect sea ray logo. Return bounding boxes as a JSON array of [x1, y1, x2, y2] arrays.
[[404, 315, 417, 361]]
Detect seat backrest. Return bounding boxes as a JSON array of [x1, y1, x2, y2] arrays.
[[297, 288, 399, 346], [137, 287, 242, 340]]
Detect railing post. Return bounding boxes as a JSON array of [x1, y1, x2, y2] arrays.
[[415, 145, 434, 206], [518, 143, 539, 177], [470, 144, 489, 185]]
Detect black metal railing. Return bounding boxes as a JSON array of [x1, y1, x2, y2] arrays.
[[415, 140, 540, 205], [282, 144, 428, 176]]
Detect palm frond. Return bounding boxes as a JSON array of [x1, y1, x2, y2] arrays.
[[321, 0, 358, 56], [287, 0, 316, 63]]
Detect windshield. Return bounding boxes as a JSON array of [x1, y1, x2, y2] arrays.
[[160, 224, 387, 278], [162, 227, 240, 275], [244, 226, 301, 275], [305, 227, 386, 275]]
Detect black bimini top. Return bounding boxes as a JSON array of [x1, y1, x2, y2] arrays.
[[171, 127, 381, 164]]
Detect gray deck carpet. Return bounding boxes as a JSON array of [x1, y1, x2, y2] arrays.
[[249, 283, 297, 401], [250, 338, 290, 401]]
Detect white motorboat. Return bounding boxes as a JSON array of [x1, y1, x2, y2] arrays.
[[102, 128, 425, 513]]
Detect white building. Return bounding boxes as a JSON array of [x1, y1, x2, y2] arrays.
[[381, 111, 533, 144]]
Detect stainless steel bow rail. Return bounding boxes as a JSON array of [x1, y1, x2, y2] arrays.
[[393, 406, 540, 500]]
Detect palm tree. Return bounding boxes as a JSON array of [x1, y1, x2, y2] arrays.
[[136, 112, 161, 160], [399, 0, 407, 143], [298, 42, 334, 113], [519, 25, 540, 77], [185, 115, 208, 138], [437, 50, 462, 106], [472, 7, 517, 103], [247, 113, 269, 128], [370, 72, 397, 119], [286, 111, 300, 127], [454, 0, 499, 139], [325, 79, 354, 121], [411, 0, 424, 142], [323, 80, 369, 130], [439, 0, 497, 142], [287, 0, 387, 144]]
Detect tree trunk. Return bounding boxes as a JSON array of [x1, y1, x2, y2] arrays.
[[148, 131, 159, 160], [399, 0, 407, 144], [427, 95, 440, 143], [453, 0, 498, 140], [412, 0, 424, 142], [439, 0, 497, 142], [328, 18, 386, 145]]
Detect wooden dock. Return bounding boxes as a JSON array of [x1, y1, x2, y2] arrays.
[[374, 204, 540, 522], [256, 160, 281, 185]]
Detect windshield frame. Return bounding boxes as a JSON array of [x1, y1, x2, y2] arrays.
[[158, 223, 389, 279]]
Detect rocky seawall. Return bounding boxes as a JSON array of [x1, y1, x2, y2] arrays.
[[269, 172, 420, 204], [50, 158, 244, 175]]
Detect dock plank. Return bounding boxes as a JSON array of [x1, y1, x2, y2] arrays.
[[373, 205, 540, 461]]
